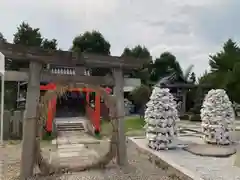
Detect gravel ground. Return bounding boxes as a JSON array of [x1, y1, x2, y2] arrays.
[[2, 140, 174, 180], [36, 141, 173, 180], [1, 141, 56, 180]]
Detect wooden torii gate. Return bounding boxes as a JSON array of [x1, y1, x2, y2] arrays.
[[0, 42, 147, 179]]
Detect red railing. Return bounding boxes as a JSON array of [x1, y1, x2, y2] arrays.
[[86, 103, 100, 133]]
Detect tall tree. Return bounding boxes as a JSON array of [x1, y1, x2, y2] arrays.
[[122, 45, 150, 58], [208, 39, 240, 103], [121, 45, 152, 84], [13, 22, 43, 70], [150, 52, 194, 83], [41, 38, 58, 50], [13, 22, 43, 47], [13, 22, 58, 69], [71, 31, 111, 76]]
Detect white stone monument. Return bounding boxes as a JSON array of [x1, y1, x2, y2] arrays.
[[144, 87, 179, 150], [201, 89, 235, 145]]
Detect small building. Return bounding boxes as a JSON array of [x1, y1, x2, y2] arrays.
[[156, 72, 211, 116]]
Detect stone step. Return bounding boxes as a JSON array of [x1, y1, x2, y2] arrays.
[[56, 120, 86, 124], [57, 122, 85, 126], [54, 139, 100, 145], [57, 128, 85, 132], [58, 144, 85, 150], [52, 147, 99, 167], [58, 151, 83, 158], [57, 124, 85, 132], [57, 124, 84, 128]]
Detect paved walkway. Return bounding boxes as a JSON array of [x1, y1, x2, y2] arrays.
[[51, 117, 100, 167]]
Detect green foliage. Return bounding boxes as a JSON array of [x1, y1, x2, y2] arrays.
[[205, 39, 240, 103], [12, 22, 58, 70], [71, 30, 110, 55], [150, 52, 194, 83], [130, 84, 151, 107], [13, 22, 43, 47], [71, 30, 111, 76], [100, 117, 145, 137], [122, 45, 152, 84], [41, 38, 58, 50], [122, 45, 150, 58], [198, 71, 215, 85], [124, 117, 145, 131], [151, 52, 178, 81]]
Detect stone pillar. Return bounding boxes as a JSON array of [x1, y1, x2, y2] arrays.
[[113, 68, 127, 166], [12, 111, 22, 138], [181, 89, 187, 115], [20, 62, 42, 179], [2, 111, 11, 140]]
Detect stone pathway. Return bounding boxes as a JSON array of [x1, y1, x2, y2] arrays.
[[51, 131, 100, 167], [51, 117, 101, 167], [37, 141, 173, 180]]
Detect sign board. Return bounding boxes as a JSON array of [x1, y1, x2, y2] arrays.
[[0, 53, 5, 76]]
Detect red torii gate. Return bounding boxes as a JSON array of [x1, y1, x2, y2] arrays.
[[40, 83, 112, 133]]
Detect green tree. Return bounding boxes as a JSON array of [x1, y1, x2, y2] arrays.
[[122, 45, 150, 58], [121, 45, 152, 84], [190, 71, 212, 114], [71, 31, 111, 76], [198, 71, 215, 85], [41, 38, 58, 50], [130, 84, 151, 118], [208, 39, 240, 103], [6, 22, 59, 110], [13, 22, 58, 69], [13, 22, 43, 70], [13, 22, 43, 47], [150, 52, 194, 83]]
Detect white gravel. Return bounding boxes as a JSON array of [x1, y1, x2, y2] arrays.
[[129, 136, 240, 180]]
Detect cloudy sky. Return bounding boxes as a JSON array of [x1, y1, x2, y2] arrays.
[[0, 0, 239, 76]]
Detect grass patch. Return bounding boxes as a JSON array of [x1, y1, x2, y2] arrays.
[[100, 117, 145, 137], [124, 117, 145, 131]]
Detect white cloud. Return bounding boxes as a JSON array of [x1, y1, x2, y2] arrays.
[[0, 0, 239, 76]]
